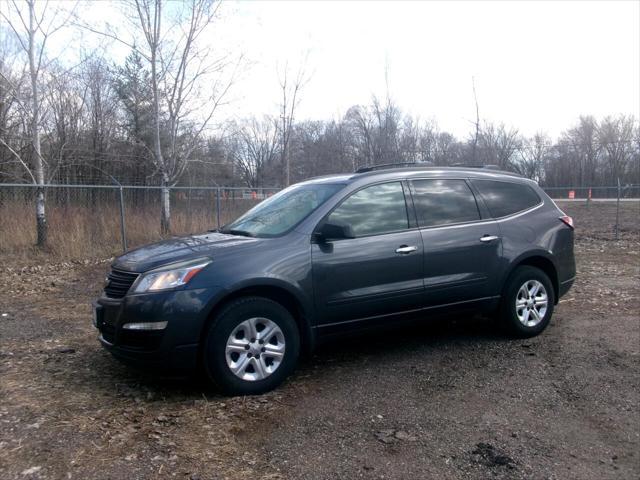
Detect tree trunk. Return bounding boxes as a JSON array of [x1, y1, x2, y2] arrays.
[[284, 143, 290, 187], [28, 0, 46, 247], [160, 176, 171, 235], [281, 112, 290, 187], [149, 1, 170, 235]]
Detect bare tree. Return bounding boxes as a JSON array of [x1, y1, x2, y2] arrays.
[[294, 120, 350, 179], [371, 94, 402, 164], [557, 116, 600, 187], [518, 132, 549, 181], [344, 105, 375, 169], [278, 59, 309, 186], [44, 63, 86, 184], [478, 122, 521, 170], [0, 32, 30, 183], [470, 76, 481, 165], [1, 0, 74, 246], [433, 131, 461, 166], [344, 97, 400, 169], [91, 0, 239, 233], [598, 115, 637, 185], [227, 117, 279, 188]]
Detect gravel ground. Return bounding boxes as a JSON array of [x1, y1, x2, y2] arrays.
[[0, 202, 638, 480]]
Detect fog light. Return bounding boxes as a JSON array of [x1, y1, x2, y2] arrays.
[[122, 321, 168, 331]]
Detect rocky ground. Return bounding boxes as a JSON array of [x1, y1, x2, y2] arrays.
[[0, 202, 638, 479]]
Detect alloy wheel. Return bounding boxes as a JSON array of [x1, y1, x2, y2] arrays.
[[515, 280, 549, 327], [225, 317, 286, 381]]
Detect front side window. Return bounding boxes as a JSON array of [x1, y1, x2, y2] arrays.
[[411, 179, 480, 227], [471, 179, 541, 218], [327, 182, 409, 237], [223, 183, 343, 237]]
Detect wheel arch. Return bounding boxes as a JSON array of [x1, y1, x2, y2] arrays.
[[200, 281, 316, 357], [504, 253, 560, 304]]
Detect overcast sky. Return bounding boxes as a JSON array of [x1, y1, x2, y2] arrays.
[[69, 0, 640, 140]]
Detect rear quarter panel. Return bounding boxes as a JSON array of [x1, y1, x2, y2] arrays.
[[497, 198, 576, 290]]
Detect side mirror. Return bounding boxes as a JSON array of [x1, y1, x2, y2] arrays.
[[316, 221, 355, 241]]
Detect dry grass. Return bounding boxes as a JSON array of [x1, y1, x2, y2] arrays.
[[2, 199, 637, 262], [0, 199, 258, 260]]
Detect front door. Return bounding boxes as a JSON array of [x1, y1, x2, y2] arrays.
[[312, 182, 424, 326]]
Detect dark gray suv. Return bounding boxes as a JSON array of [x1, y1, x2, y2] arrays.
[[93, 166, 575, 395]]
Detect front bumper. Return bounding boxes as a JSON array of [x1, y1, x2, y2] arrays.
[[93, 286, 223, 372]]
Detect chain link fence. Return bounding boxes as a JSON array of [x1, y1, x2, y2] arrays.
[[0, 184, 280, 258], [0, 183, 638, 258], [543, 185, 640, 200]]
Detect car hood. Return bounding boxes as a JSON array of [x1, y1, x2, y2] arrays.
[[112, 232, 260, 272]]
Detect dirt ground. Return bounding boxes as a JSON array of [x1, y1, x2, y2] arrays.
[[0, 202, 638, 480]]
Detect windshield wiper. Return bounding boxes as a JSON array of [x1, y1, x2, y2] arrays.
[[225, 229, 254, 237]]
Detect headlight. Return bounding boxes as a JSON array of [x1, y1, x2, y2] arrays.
[[132, 260, 211, 293]]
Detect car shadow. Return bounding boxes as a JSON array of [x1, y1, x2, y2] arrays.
[[299, 313, 509, 367], [59, 313, 517, 401]]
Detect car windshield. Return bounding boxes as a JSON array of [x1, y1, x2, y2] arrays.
[[221, 183, 343, 237]]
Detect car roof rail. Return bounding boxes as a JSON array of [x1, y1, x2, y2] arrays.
[[354, 161, 433, 173], [450, 163, 502, 170]]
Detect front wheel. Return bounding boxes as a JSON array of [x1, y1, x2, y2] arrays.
[[500, 266, 555, 338], [203, 296, 300, 396]]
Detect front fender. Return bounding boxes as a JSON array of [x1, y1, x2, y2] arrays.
[[224, 276, 314, 321], [198, 277, 316, 354]]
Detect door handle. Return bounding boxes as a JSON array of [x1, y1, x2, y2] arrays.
[[395, 245, 418, 254], [480, 235, 500, 242]]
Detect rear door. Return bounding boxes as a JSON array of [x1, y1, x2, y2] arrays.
[[312, 181, 424, 326], [409, 179, 502, 307]]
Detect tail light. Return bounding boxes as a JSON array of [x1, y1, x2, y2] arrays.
[[559, 215, 574, 229]]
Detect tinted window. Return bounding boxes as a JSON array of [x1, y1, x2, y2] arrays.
[[328, 182, 409, 237], [471, 179, 541, 218], [411, 179, 480, 227]]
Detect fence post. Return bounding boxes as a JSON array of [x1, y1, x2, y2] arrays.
[[118, 186, 128, 252], [615, 178, 621, 241], [216, 187, 221, 230]]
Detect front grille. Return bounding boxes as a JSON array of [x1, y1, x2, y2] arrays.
[[104, 268, 139, 299]]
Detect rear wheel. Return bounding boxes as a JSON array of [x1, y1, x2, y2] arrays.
[[203, 296, 300, 396], [500, 266, 555, 337]]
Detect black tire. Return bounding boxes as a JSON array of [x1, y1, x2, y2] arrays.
[[203, 296, 300, 396], [499, 266, 555, 338]]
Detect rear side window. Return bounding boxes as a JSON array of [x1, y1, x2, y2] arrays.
[[328, 182, 409, 237], [471, 179, 541, 218], [411, 179, 480, 227]]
